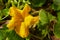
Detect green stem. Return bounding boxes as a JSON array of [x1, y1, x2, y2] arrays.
[[30, 33, 43, 40], [11, 0, 15, 6], [17, 0, 20, 8], [0, 14, 9, 20], [6, 0, 11, 8]]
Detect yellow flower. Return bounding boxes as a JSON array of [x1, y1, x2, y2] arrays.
[[7, 4, 39, 38]]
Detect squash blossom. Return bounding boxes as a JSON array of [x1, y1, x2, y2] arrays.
[[7, 4, 39, 38]]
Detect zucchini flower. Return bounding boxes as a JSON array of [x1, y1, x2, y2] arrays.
[[7, 4, 39, 38]]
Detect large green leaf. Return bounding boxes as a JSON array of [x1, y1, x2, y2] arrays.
[[39, 9, 55, 25], [39, 9, 48, 25], [38, 9, 49, 38], [39, 10, 55, 38], [29, 0, 46, 7]]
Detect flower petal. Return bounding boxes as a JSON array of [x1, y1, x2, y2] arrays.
[[9, 7, 23, 18], [24, 15, 39, 28], [24, 15, 33, 27], [7, 18, 16, 30], [21, 4, 31, 18], [7, 4, 39, 38], [7, 7, 24, 30], [17, 22, 29, 38], [31, 16, 39, 25]]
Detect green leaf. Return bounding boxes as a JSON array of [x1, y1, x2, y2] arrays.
[[2, 9, 9, 16], [53, 0, 60, 5], [0, 9, 9, 20], [0, 30, 7, 40], [48, 13, 56, 21], [7, 30, 25, 40], [54, 22, 60, 38], [38, 9, 49, 38], [29, 0, 46, 7], [42, 29, 48, 37], [52, 0, 60, 11], [51, 4, 60, 11], [57, 12, 60, 21], [0, 24, 25, 40], [26, 37, 30, 40], [54, 12, 60, 38], [39, 9, 48, 25], [1, 24, 8, 30], [0, 24, 9, 40]]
